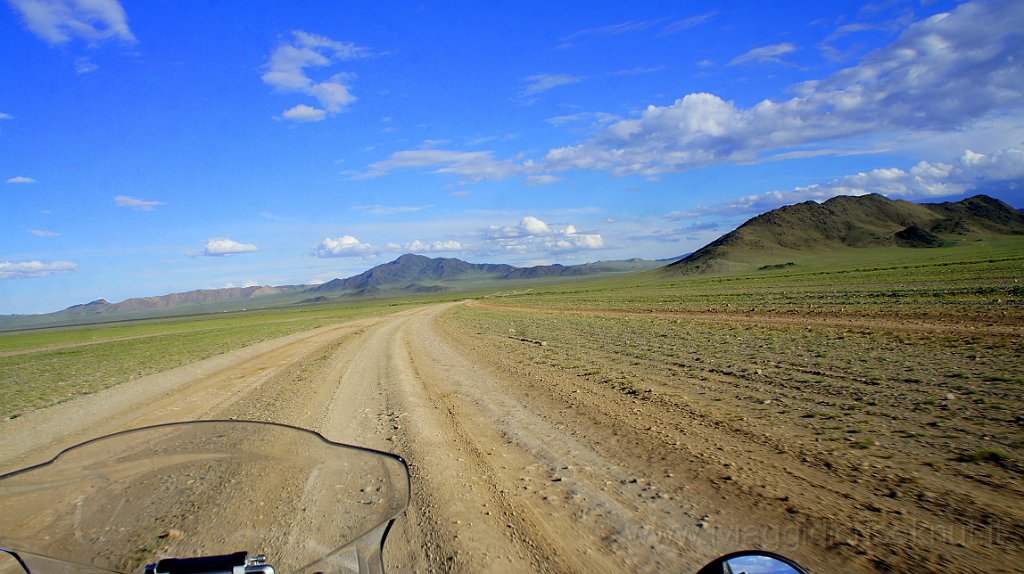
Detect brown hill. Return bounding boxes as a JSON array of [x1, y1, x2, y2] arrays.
[[667, 194, 1024, 274]]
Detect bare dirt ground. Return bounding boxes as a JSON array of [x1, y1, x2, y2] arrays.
[[1, 302, 1021, 573]]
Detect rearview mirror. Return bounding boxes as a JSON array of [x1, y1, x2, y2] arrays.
[[696, 550, 809, 574]]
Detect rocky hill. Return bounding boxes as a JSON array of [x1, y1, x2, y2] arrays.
[[667, 194, 1024, 274]]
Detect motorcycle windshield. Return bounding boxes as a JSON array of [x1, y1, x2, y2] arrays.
[[0, 421, 409, 574]]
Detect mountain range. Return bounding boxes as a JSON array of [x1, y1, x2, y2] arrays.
[[3, 193, 1021, 330], [0, 256, 669, 330]]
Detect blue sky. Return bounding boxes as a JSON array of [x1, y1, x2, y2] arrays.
[[2, 0, 1022, 314]]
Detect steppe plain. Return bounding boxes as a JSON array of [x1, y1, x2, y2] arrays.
[[1, 238, 1022, 573]]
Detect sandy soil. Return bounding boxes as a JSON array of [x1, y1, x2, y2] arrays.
[[1, 302, 1019, 572]]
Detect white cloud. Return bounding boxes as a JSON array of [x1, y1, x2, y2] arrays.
[[521, 74, 584, 97], [203, 238, 258, 256], [8, 0, 134, 45], [353, 204, 432, 215], [482, 216, 603, 255], [520, 216, 551, 235], [6, 176, 36, 184], [355, 1, 1022, 196], [280, 104, 326, 122], [729, 43, 797, 66], [75, 56, 98, 73], [0, 260, 77, 280], [358, 149, 521, 182], [406, 239, 464, 253], [524, 175, 562, 186], [0, 113, 12, 120], [29, 229, 58, 237], [312, 235, 376, 257], [662, 12, 717, 34], [691, 145, 1024, 217], [543, 1, 1024, 177], [263, 30, 370, 121], [558, 20, 657, 49], [115, 195, 165, 211]]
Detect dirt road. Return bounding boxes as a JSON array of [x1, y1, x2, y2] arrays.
[[2, 302, 1016, 572]]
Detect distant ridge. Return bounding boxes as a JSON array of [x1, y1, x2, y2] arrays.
[[667, 194, 1024, 274], [0, 255, 666, 330], [307, 253, 666, 294], [63, 285, 306, 315], [308, 254, 516, 294]]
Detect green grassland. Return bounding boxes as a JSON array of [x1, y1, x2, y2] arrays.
[[448, 236, 1024, 476], [0, 299, 421, 419], [2, 236, 1021, 424], [480, 235, 1024, 317]]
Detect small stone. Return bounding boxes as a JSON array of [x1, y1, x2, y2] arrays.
[[159, 529, 183, 540]]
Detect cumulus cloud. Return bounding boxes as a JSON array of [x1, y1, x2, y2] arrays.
[[8, 0, 135, 45], [281, 104, 327, 122], [223, 280, 259, 289], [729, 43, 797, 66], [6, 176, 35, 184], [312, 235, 376, 258], [0, 260, 77, 280], [543, 0, 1024, 176], [202, 238, 258, 256], [358, 1, 1022, 191], [115, 195, 165, 211], [519, 216, 552, 235], [263, 30, 370, 121], [482, 216, 603, 254], [407, 239, 464, 253], [379, 239, 465, 253]]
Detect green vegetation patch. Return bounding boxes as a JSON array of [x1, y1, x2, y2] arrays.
[[957, 449, 1013, 464], [0, 301, 412, 419], [478, 236, 1024, 319]]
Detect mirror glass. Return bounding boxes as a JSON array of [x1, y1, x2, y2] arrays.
[[724, 554, 803, 574]]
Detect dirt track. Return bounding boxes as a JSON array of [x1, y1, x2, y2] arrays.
[[1, 302, 1019, 572]]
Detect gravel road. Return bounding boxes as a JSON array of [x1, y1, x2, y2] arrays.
[[2, 302, 1018, 572]]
